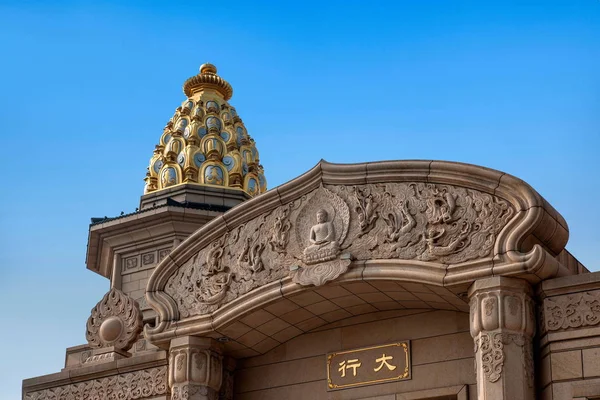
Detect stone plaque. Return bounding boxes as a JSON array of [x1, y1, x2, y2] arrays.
[[327, 342, 411, 390]]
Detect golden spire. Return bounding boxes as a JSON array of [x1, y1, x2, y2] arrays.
[[144, 64, 267, 198], [182, 63, 233, 100]]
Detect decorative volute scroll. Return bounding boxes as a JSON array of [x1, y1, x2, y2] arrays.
[[145, 160, 571, 345], [86, 288, 143, 353], [542, 289, 600, 332]]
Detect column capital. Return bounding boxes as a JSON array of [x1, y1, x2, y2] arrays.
[[168, 336, 223, 400], [469, 276, 535, 338]]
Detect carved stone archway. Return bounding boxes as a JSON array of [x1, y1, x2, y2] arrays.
[[145, 160, 570, 400]]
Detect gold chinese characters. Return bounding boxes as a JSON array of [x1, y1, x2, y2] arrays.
[[327, 342, 410, 390]]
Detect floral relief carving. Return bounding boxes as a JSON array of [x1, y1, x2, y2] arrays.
[[475, 332, 505, 382], [354, 186, 379, 235], [165, 182, 515, 318], [484, 297, 496, 317], [24, 367, 168, 400], [238, 236, 266, 273], [171, 384, 217, 400], [544, 291, 600, 331], [268, 204, 292, 254], [474, 332, 533, 387]]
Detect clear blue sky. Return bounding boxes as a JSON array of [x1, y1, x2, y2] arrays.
[[1, 1, 599, 398]]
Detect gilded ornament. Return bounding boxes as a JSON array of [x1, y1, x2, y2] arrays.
[[143, 64, 267, 197]]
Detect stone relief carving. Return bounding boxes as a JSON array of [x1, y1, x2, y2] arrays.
[[165, 183, 515, 318], [475, 332, 504, 382], [470, 281, 535, 389], [268, 204, 292, 254], [86, 288, 143, 352], [171, 384, 217, 400], [24, 367, 168, 400], [474, 332, 533, 387], [544, 290, 600, 331], [353, 186, 378, 235], [289, 185, 352, 286]]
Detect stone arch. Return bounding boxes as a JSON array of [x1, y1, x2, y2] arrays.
[[145, 160, 569, 349]]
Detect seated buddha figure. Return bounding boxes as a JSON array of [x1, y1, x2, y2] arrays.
[[304, 209, 339, 263]]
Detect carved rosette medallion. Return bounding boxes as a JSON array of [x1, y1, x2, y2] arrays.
[[86, 288, 143, 352]]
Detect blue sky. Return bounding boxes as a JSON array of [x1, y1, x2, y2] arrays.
[[1, 1, 599, 398]]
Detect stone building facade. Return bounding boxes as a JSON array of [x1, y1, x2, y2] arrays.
[[23, 65, 600, 400]]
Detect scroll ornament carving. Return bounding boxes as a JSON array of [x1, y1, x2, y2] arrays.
[[166, 182, 515, 318], [544, 291, 600, 331], [86, 288, 143, 352], [474, 333, 534, 387], [24, 367, 168, 400], [171, 384, 217, 400]]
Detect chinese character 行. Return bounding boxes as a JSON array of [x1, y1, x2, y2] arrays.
[[374, 354, 396, 372], [338, 359, 362, 377]]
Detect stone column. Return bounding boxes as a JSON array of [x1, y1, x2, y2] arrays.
[[168, 337, 223, 400], [469, 277, 535, 400]]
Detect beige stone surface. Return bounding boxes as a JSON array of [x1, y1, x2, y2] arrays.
[[235, 310, 474, 399], [551, 350, 583, 381], [582, 348, 600, 378]]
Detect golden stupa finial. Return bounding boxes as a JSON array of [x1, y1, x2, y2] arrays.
[[200, 63, 217, 75], [183, 62, 233, 100], [144, 65, 267, 198]]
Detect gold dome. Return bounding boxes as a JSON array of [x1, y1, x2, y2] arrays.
[[144, 64, 267, 197]]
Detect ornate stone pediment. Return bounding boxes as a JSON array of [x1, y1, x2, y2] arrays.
[[145, 160, 569, 344]]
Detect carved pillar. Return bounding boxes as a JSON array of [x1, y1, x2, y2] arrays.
[[469, 277, 535, 400], [169, 337, 223, 400]]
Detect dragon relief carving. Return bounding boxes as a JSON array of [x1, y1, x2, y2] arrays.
[[350, 183, 514, 264], [165, 182, 515, 318]]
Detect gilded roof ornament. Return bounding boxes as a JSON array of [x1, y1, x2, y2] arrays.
[[183, 63, 233, 100], [144, 64, 267, 198]]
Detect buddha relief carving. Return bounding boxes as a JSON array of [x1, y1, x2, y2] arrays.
[[303, 209, 340, 264]]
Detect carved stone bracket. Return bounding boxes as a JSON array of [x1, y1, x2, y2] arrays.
[[469, 277, 535, 400], [169, 337, 223, 400]]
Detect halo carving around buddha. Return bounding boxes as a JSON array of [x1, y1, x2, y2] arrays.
[[145, 160, 570, 343], [86, 288, 143, 352]]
